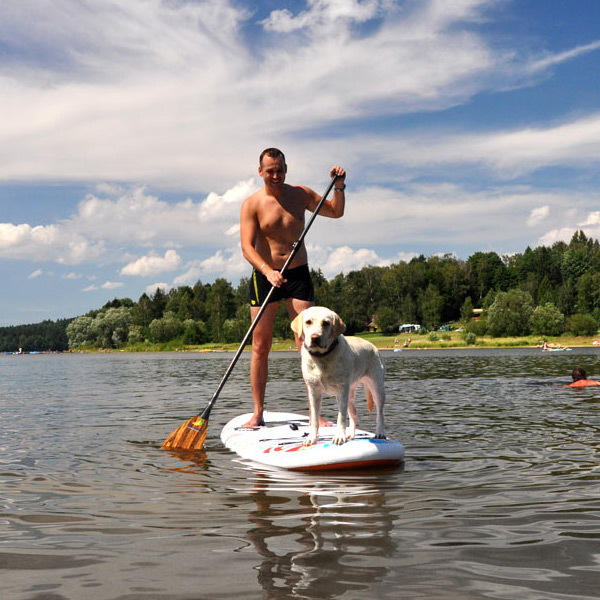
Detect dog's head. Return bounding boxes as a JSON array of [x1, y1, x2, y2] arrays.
[[291, 306, 346, 354]]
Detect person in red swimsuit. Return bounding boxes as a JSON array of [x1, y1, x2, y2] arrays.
[[565, 367, 600, 387]]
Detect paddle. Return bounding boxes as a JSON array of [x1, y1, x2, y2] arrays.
[[162, 173, 340, 451]]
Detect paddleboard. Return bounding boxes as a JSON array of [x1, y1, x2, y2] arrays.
[[220, 411, 404, 471]]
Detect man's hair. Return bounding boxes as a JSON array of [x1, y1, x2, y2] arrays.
[[572, 366, 587, 381], [260, 148, 286, 166]]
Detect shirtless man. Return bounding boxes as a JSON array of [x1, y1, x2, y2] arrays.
[[240, 148, 346, 427]]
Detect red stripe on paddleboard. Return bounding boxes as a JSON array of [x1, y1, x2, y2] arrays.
[[289, 458, 402, 471]]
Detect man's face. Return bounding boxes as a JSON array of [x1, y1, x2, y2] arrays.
[[259, 155, 286, 187]]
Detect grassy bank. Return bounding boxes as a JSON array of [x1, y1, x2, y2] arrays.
[[85, 331, 599, 353], [355, 331, 598, 350]]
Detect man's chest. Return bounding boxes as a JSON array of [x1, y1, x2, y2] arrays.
[[259, 201, 305, 235]]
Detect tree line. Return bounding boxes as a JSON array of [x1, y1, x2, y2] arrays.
[[2, 231, 600, 352], [0, 319, 72, 353]]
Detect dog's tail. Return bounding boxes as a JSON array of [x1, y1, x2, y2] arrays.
[[365, 386, 375, 412]]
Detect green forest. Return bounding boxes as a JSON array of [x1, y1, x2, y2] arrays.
[[2, 231, 600, 353]]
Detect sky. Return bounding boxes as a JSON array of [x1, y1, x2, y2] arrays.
[[1, 0, 600, 326]]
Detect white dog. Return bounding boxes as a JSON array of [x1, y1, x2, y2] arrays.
[[290, 306, 387, 445]]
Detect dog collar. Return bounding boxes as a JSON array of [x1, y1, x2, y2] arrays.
[[304, 338, 339, 357]]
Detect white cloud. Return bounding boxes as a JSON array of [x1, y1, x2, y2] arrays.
[[347, 112, 600, 179], [261, 0, 380, 32], [75, 185, 252, 247], [174, 248, 247, 286], [0, 182, 251, 265], [580, 211, 600, 226], [321, 245, 390, 276], [145, 282, 171, 295], [28, 269, 43, 279], [197, 179, 256, 221], [537, 227, 577, 247], [528, 205, 550, 226], [0, 222, 104, 264], [536, 208, 600, 247], [304, 183, 581, 250], [1, 0, 594, 189], [393, 251, 420, 263], [121, 249, 182, 277], [0, 223, 31, 248], [83, 281, 124, 293], [471, 115, 600, 176], [528, 40, 600, 73]]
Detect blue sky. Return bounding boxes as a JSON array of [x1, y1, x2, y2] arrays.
[[1, 0, 600, 326]]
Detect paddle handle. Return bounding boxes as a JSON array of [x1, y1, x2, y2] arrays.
[[199, 174, 340, 420]]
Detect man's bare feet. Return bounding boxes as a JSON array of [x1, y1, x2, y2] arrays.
[[243, 414, 265, 428]]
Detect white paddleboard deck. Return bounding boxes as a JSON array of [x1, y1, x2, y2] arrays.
[[221, 411, 404, 471]]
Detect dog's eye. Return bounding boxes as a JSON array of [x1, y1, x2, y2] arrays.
[[322, 320, 330, 328], [305, 319, 312, 325]]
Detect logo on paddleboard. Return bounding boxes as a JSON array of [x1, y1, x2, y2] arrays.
[[264, 444, 306, 454]]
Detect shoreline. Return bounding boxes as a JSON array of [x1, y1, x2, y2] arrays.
[[56, 333, 600, 354]]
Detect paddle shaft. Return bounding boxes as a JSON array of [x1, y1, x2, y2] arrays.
[[198, 174, 340, 421]]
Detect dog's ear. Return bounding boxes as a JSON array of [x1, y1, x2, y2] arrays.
[[290, 312, 304, 338], [332, 313, 346, 337]]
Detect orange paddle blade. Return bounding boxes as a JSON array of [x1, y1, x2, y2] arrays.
[[162, 415, 208, 451]]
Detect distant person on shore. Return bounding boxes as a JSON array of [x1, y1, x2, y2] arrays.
[[565, 367, 600, 387]]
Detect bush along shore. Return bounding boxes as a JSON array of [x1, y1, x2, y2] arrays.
[[65, 330, 600, 354]]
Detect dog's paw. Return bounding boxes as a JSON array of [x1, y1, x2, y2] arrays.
[[374, 433, 387, 440], [303, 436, 317, 447], [332, 433, 347, 445]]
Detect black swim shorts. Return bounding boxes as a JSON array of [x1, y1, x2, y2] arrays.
[[249, 264, 315, 307]]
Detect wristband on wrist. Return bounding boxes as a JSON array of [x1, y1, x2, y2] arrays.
[[334, 184, 346, 192]]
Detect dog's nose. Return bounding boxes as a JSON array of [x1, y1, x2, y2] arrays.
[[309, 333, 321, 346]]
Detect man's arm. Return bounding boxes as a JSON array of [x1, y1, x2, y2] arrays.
[[240, 198, 265, 272], [305, 165, 346, 218]]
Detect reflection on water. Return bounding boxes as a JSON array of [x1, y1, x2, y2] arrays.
[[1, 349, 599, 599], [241, 468, 399, 599]]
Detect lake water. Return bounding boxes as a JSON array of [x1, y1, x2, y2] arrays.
[[1, 348, 599, 600]]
